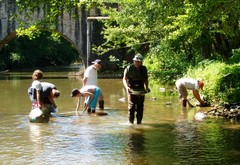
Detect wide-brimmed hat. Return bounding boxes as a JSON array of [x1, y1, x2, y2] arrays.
[[92, 59, 102, 64], [133, 54, 143, 62], [70, 88, 80, 97]]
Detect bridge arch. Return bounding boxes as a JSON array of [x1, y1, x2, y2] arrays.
[[0, 0, 88, 67], [0, 29, 85, 66]]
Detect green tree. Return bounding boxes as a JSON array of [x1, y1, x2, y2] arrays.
[[14, 0, 240, 82], [99, 0, 240, 83]]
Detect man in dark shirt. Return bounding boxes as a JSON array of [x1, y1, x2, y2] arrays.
[[41, 82, 60, 113], [122, 53, 150, 124]]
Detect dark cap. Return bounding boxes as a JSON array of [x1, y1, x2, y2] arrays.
[[92, 59, 102, 64], [70, 88, 80, 97]]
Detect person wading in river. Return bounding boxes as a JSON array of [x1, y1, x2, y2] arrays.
[[70, 85, 104, 113], [175, 78, 206, 107], [82, 59, 104, 112], [122, 53, 150, 124], [28, 70, 43, 109], [41, 82, 60, 114], [28, 70, 50, 123]]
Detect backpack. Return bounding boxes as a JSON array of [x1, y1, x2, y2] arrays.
[[28, 87, 37, 102]]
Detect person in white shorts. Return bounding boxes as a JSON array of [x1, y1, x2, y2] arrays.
[[175, 78, 206, 107]]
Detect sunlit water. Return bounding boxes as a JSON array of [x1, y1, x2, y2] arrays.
[[1, 71, 240, 165]]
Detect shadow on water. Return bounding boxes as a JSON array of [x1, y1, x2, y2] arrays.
[[1, 71, 240, 164]]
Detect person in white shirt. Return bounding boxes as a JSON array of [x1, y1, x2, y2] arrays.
[[28, 70, 43, 109], [82, 59, 102, 86], [82, 59, 104, 111], [175, 78, 206, 107]]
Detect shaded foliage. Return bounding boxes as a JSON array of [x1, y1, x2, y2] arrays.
[[0, 31, 79, 70]]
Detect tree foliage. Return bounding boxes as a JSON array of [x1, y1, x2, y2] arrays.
[[4, 0, 239, 103], [0, 31, 79, 70], [13, 0, 240, 81], [99, 0, 240, 82]]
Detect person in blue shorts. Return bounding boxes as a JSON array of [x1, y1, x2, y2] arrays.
[[70, 85, 104, 113]]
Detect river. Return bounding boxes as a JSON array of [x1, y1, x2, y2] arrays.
[[1, 71, 240, 164]]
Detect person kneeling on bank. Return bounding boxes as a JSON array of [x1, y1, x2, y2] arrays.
[[70, 85, 104, 113]]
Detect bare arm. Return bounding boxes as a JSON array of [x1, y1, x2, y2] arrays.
[[192, 90, 204, 104], [122, 77, 130, 92], [75, 97, 81, 112], [48, 95, 57, 108], [37, 90, 42, 108], [144, 79, 150, 92], [82, 77, 88, 86]]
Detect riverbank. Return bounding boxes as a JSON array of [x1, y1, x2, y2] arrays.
[[205, 103, 240, 120]]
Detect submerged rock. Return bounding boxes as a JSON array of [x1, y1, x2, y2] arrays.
[[195, 112, 206, 121]]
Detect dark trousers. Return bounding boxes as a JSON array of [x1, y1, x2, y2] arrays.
[[128, 94, 145, 124]]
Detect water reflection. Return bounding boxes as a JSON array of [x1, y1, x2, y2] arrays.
[[173, 107, 229, 164], [126, 128, 147, 165], [173, 107, 200, 163], [29, 124, 44, 152]]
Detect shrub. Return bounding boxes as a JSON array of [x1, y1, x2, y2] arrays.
[[185, 60, 240, 104]]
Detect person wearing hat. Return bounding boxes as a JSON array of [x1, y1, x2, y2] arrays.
[[82, 59, 102, 86], [70, 85, 104, 113], [82, 59, 104, 111], [122, 53, 151, 124], [175, 78, 206, 107]]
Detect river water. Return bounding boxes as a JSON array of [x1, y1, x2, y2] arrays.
[[1, 71, 240, 165]]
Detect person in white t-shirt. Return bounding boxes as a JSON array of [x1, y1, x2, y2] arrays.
[[175, 78, 206, 107], [82, 59, 102, 86], [28, 70, 50, 123], [82, 59, 104, 112], [28, 70, 43, 109]]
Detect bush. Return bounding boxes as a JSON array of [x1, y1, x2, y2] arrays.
[[185, 60, 240, 104], [228, 48, 240, 64], [144, 45, 189, 85]]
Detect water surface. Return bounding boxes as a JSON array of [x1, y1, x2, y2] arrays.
[[1, 71, 240, 164]]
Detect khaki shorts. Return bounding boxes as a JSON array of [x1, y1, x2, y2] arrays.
[[176, 83, 188, 99]]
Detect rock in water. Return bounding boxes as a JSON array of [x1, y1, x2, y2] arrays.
[[29, 108, 49, 123], [195, 112, 206, 121]]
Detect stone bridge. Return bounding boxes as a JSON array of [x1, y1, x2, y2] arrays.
[[0, 0, 106, 67]]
